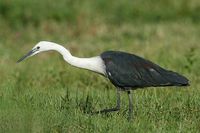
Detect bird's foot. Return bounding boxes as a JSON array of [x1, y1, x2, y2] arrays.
[[92, 107, 120, 114], [127, 113, 133, 122]]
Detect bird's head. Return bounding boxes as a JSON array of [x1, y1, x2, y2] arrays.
[[17, 41, 56, 63]]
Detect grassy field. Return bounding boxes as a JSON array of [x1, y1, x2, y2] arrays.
[[0, 0, 200, 132]]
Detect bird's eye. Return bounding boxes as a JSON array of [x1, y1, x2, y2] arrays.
[[37, 46, 40, 49]]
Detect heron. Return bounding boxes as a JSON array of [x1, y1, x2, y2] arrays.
[[17, 41, 189, 121]]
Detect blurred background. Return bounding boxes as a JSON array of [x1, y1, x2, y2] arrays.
[[0, 0, 200, 132]]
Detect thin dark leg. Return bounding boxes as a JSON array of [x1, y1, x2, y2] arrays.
[[127, 91, 133, 121], [93, 88, 121, 114]]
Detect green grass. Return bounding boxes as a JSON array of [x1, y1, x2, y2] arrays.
[[0, 0, 200, 132], [0, 21, 200, 132], [0, 0, 200, 27]]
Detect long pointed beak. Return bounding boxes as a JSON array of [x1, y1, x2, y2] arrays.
[[17, 49, 35, 63]]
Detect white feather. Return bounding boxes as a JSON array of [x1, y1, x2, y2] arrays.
[[35, 41, 106, 75]]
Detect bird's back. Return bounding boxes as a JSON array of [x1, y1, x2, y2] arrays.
[[101, 51, 189, 90]]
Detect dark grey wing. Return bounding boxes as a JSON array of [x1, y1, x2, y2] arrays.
[[101, 51, 189, 89]]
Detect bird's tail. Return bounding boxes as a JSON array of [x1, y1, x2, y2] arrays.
[[163, 70, 189, 86]]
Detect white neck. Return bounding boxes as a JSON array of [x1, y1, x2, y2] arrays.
[[48, 42, 106, 75]]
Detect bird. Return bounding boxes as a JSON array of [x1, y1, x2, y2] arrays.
[[17, 41, 189, 121]]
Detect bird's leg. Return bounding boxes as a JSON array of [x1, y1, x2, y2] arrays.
[[93, 88, 121, 114], [127, 91, 133, 121]]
